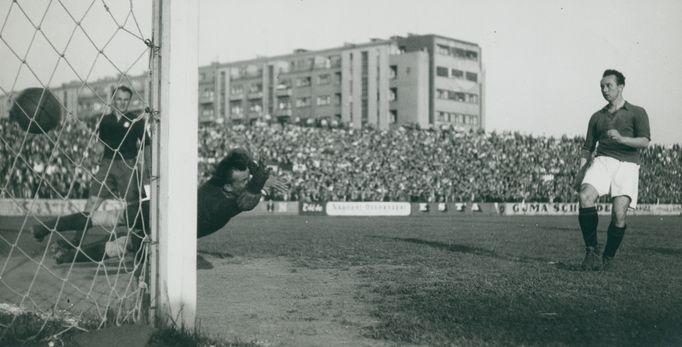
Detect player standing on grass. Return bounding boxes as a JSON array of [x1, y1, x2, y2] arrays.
[[52, 148, 287, 263], [31, 85, 148, 247], [574, 69, 650, 271]]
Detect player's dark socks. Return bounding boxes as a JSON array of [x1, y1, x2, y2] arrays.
[[603, 224, 626, 259], [54, 212, 92, 232], [78, 242, 107, 262], [67, 213, 95, 246], [578, 207, 599, 248], [54, 241, 106, 264], [33, 213, 92, 242]]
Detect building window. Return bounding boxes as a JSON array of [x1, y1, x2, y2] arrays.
[[389, 88, 397, 101], [452, 47, 466, 58], [276, 78, 291, 90], [202, 108, 214, 118], [277, 96, 290, 110], [329, 55, 341, 68], [296, 76, 311, 87], [334, 93, 341, 105], [451, 91, 466, 102], [466, 50, 478, 60], [468, 94, 479, 104], [230, 101, 242, 115], [203, 88, 214, 100], [436, 66, 449, 77], [451, 69, 464, 79], [466, 72, 478, 82], [317, 74, 330, 85], [437, 44, 450, 55], [231, 84, 243, 95], [389, 110, 397, 124], [248, 100, 262, 113], [249, 83, 262, 94], [295, 97, 310, 107], [317, 95, 331, 106], [437, 112, 446, 122], [389, 65, 397, 79], [334, 72, 342, 84]]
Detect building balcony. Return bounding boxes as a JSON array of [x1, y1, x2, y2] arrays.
[[229, 93, 244, 100], [248, 92, 263, 99], [275, 88, 292, 95], [275, 109, 292, 117], [231, 72, 263, 81]]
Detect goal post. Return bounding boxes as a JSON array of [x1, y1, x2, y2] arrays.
[[150, 0, 198, 329]]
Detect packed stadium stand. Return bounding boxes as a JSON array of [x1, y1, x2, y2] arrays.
[[2, 118, 680, 204]]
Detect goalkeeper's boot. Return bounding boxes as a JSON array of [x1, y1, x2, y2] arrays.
[[581, 246, 602, 271], [30, 223, 52, 242], [52, 242, 76, 265]]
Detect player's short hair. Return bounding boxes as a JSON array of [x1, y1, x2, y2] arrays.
[[602, 69, 625, 86], [212, 149, 251, 185], [112, 85, 133, 97]]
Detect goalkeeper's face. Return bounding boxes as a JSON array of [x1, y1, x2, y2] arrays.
[[113, 90, 132, 114], [228, 168, 250, 195]]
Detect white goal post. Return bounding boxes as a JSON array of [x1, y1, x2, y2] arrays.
[[150, 0, 198, 329]]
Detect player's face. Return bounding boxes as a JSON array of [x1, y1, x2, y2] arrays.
[[113, 90, 132, 113], [600, 75, 622, 102], [228, 169, 251, 195]]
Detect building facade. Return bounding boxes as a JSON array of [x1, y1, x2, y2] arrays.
[[2, 34, 483, 131], [0, 74, 149, 123]]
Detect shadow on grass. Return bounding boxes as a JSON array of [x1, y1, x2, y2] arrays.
[[197, 250, 234, 259], [370, 235, 553, 265], [364, 284, 682, 347], [635, 247, 682, 256]]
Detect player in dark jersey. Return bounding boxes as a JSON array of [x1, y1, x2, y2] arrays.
[[31, 85, 149, 249], [575, 69, 651, 271], [52, 148, 286, 263]]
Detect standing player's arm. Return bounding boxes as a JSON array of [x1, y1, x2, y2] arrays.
[[606, 131, 650, 149], [607, 108, 651, 149]]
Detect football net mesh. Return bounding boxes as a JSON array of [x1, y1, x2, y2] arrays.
[[0, 0, 153, 341]]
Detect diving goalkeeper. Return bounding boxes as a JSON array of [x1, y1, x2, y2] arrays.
[[44, 148, 286, 263]]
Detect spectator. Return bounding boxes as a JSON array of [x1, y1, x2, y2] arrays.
[[2, 118, 681, 204]]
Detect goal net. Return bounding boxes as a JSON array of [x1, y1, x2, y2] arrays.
[[0, 0, 156, 342]]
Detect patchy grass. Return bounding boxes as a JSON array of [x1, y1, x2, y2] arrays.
[[3, 215, 682, 346], [201, 215, 682, 346], [147, 326, 261, 347], [0, 310, 261, 347]]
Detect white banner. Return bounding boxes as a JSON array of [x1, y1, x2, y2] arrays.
[[326, 202, 411, 216], [0, 199, 126, 216], [501, 202, 682, 216]]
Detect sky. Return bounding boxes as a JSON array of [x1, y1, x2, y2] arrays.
[[1, 0, 680, 144]]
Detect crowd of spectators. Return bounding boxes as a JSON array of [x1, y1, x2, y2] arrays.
[[2, 117, 681, 204]]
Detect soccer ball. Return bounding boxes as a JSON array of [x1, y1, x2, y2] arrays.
[[9, 87, 63, 134]]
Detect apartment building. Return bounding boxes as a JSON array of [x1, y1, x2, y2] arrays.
[[1, 34, 483, 131]]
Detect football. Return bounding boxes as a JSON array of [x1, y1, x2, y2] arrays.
[[9, 87, 63, 134]]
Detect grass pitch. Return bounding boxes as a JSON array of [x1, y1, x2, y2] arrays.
[[198, 214, 682, 347]]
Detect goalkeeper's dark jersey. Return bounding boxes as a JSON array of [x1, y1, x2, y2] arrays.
[[196, 175, 267, 238]]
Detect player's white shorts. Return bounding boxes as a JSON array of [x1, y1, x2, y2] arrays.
[[582, 156, 640, 208]]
